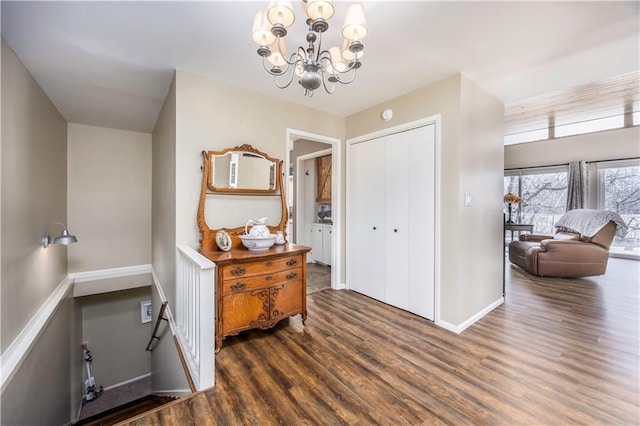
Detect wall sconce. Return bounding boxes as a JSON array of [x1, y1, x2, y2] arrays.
[[42, 223, 78, 248]]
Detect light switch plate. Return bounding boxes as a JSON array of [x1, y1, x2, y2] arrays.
[[465, 193, 473, 206]]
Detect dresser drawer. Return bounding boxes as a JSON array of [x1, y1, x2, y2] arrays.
[[222, 267, 303, 295], [221, 255, 302, 280]]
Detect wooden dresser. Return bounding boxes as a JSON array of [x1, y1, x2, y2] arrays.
[[201, 244, 310, 351], [197, 145, 310, 351]]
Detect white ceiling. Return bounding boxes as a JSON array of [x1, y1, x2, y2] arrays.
[[2, 1, 639, 133]]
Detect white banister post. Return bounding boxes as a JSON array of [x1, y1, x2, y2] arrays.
[[175, 245, 215, 390], [198, 261, 215, 386]]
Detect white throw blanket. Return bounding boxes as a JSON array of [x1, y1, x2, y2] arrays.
[[555, 209, 628, 238]]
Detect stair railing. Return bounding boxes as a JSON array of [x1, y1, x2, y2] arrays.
[[175, 245, 216, 391], [145, 301, 169, 351]]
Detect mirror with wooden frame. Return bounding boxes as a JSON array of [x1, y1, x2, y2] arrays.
[[198, 144, 288, 252], [207, 144, 279, 193]]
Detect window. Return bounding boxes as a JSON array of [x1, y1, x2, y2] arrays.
[[504, 72, 639, 145], [506, 160, 640, 258], [505, 107, 632, 145], [597, 159, 640, 257], [504, 166, 568, 234], [554, 109, 625, 138], [504, 128, 549, 146]]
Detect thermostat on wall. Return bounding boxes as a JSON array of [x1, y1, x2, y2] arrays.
[[381, 109, 393, 121]]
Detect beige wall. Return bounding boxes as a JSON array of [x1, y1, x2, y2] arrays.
[[152, 74, 177, 299], [346, 74, 505, 326], [79, 287, 151, 388], [1, 38, 74, 424], [1, 293, 76, 425], [504, 125, 640, 169], [150, 73, 189, 393], [67, 123, 152, 272], [173, 71, 345, 280], [457, 75, 505, 324], [1, 38, 68, 350]]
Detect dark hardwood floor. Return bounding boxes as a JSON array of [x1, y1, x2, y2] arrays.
[[125, 258, 639, 425], [306, 262, 331, 295]]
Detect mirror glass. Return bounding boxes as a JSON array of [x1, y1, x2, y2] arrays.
[[210, 151, 277, 192]]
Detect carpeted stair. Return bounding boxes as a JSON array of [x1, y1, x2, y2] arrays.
[[74, 394, 177, 426]]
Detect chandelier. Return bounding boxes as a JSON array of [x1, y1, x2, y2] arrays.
[[251, 0, 367, 97]]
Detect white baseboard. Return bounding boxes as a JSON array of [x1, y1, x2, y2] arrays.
[[103, 372, 151, 391], [1, 276, 74, 392], [334, 282, 348, 290], [436, 296, 504, 334], [610, 252, 640, 261]]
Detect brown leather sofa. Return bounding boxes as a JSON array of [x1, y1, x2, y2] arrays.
[[508, 221, 616, 278]]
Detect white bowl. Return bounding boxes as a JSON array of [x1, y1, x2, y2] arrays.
[[239, 234, 276, 251]]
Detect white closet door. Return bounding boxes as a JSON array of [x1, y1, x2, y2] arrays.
[[384, 132, 410, 310], [348, 123, 436, 320], [407, 124, 436, 320], [348, 139, 386, 301]]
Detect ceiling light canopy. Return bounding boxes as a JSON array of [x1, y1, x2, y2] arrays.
[[252, 0, 367, 97]]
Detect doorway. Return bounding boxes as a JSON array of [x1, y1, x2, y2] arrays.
[[286, 129, 342, 291]]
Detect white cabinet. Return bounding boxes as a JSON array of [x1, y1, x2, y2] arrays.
[[348, 124, 436, 320], [311, 223, 332, 265]]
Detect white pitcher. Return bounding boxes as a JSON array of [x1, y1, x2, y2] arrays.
[[245, 217, 269, 238]]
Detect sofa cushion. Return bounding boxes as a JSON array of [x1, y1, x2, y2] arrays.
[[555, 227, 591, 242], [553, 232, 580, 241]]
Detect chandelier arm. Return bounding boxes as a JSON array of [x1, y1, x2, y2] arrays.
[[317, 49, 339, 81], [296, 46, 307, 63], [332, 66, 358, 85], [321, 73, 335, 94], [286, 52, 301, 66], [261, 57, 291, 77], [332, 49, 361, 84], [273, 67, 297, 90], [317, 49, 331, 62], [273, 36, 301, 66]]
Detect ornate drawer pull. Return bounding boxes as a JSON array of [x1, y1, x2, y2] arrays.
[[265, 261, 273, 267], [265, 275, 273, 281], [230, 282, 247, 291], [286, 259, 297, 266], [286, 272, 298, 280], [231, 267, 246, 276]]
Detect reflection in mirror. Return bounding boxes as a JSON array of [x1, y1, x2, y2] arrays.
[[211, 151, 276, 191]]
